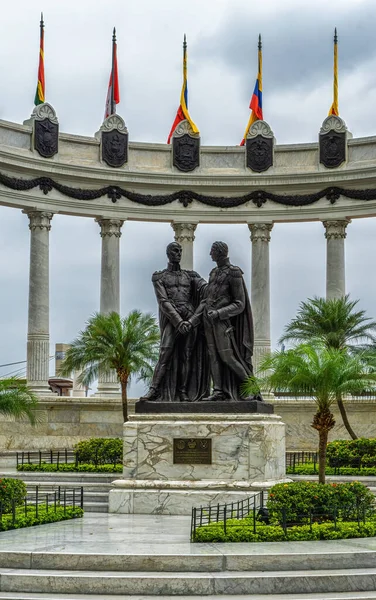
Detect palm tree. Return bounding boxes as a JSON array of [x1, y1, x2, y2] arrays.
[[242, 345, 376, 483], [59, 311, 160, 422], [279, 295, 376, 439], [0, 378, 39, 424]]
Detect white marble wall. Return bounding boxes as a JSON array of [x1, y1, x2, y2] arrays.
[[122, 414, 285, 483]]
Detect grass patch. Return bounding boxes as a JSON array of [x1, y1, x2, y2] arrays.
[[17, 463, 122, 473]]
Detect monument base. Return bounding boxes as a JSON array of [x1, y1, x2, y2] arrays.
[[109, 412, 287, 515], [135, 400, 273, 414]]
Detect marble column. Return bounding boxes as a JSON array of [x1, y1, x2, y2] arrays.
[[248, 223, 273, 375], [95, 218, 124, 396], [323, 219, 350, 300], [171, 222, 197, 270], [24, 210, 53, 394]]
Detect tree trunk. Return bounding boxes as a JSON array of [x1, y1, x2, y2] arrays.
[[318, 428, 328, 484], [312, 408, 336, 484], [336, 393, 358, 440], [118, 371, 129, 423]]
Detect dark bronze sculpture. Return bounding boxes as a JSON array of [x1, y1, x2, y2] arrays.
[[138, 240, 266, 410], [140, 242, 209, 403], [200, 241, 261, 402]]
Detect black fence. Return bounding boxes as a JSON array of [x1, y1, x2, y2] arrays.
[[285, 451, 318, 472], [1, 486, 84, 527], [190, 492, 265, 541], [17, 449, 76, 468]]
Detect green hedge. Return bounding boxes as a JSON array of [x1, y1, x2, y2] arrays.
[[74, 438, 122, 465], [193, 481, 376, 543], [0, 478, 27, 512], [194, 518, 376, 543], [0, 506, 83, 532], [18, 462, 122, 473], [327, 438, 376, 468], [287, 464, 376, 476], [268, 481, 374, 524]]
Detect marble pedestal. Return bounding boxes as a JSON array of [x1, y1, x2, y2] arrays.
[[109, 412, 288, 515]]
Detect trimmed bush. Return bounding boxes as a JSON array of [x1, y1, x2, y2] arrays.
[[327, 438, 376, 468], [18, 462, 122, 473], [0, 505, 83, 531], [287, 464, 376, 477], [0, 478, 27, 512], [267, 481, 375, 524], [194, 518, 376, 543], [74, 438, 122, 465]]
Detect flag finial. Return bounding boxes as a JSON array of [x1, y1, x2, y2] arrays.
[[113, 27, 116, 42], [258, 33, 262, 51], [183, 33, 187, 50], [40, 12, 44, 28], [334, 27, 338, 44]]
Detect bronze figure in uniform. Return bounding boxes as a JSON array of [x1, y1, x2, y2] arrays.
[[200, 241, 261, 402], [140, 242, 209, 403]]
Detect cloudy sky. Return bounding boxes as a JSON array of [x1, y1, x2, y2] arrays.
[[0, 0, 376, 394]]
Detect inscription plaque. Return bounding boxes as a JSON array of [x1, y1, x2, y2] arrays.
[[173, 438, 212, 464]]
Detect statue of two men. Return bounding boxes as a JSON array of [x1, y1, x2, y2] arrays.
[[141, 240, 260, 403]]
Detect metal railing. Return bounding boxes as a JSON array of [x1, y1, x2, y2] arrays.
[[17, 449, 76, 468], [0, 486, 84, 528], [190, 492, 265, 541], [285, 451, 318, 472]]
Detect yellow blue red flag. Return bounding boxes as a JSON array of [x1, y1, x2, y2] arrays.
[[167, 35, 199, 144], [240, 35, 263, 146], [34, 13, 45, 106], [328, 28, 339, 116]]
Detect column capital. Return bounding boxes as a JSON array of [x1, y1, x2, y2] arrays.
[[322, 219, 351, 240], [248, 222, 273, 242], [171, 222, 197, 243], [96, 218, 124, 238], [23, 210, 53, 231]]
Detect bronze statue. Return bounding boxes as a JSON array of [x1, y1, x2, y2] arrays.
[[200, 241, 261, 402], [140, 242, 209, 403]]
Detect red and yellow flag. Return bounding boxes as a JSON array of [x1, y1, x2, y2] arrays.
[[240, 35, 263, 146], [328, 28, 339, 116], [104, 28, 120, 120], [34, 13, 45, 106], [167, 35, 199, 144]]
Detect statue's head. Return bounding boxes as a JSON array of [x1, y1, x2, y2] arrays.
[[210, 241, 228, 262], [166, 242, 182, 263]]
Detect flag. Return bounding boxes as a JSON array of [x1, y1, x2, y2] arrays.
[[328, 28, 339, 116], [34, 13, 45, 106], [104, 28, 120, 120], [240, 35, 263, 146], [167, 35, 199, 144]]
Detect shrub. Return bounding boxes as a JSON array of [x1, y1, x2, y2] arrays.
[[286, 464, 376, 476], [18, 462, 122, 473], [0, 478, 27, 513], [193, 518, 376, 543], [74, 438, 123, 465], [267, 481, 375, 524], [327, 438, 376, 468], [0, 506, 83, 531]]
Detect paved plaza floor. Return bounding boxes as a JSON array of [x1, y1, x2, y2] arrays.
[[1, 512, 376, 557]]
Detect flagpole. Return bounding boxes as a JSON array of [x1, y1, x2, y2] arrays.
[[110, 27, 116, 116], [333, 27, 338, 113]]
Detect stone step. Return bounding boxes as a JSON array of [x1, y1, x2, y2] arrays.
[[2, 566, 376, 596], [1, 550, 376, 573], [0, 594, 376, 600], [4, 472, 116, 484]]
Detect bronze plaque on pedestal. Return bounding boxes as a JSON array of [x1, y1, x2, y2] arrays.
[[173, 438, 212, 464]]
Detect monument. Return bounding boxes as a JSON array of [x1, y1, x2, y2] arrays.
[[109, 242, 287, 515]]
